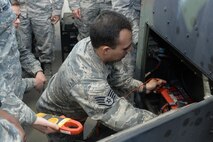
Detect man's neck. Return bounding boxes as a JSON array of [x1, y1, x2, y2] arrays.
[[94, 47, 106, 64]]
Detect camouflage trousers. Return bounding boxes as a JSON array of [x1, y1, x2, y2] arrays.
[[18, 15, 55, 64], [74, 1, 112, 40]]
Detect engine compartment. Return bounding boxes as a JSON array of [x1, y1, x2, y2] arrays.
[[140, 29, 208, 115]]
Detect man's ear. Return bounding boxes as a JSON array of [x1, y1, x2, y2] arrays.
[[102, 46, 111, 55]]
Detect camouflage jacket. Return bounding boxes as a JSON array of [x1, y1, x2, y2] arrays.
[[0, 1, 36, 125], [37, 37, 156, 131]]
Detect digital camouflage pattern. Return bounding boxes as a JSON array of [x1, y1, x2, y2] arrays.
[[0, 0, 36, 125], [37, 37, 156, 135], [16, 31, 43, 92], [68, 0, 112, 40], [112, 0, 141, 44], [0, 117, 22, 142], [16, 0, 64, 63]]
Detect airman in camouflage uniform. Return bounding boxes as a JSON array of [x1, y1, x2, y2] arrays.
[[16, 0, 64, 77], [37, 11, 165, 141], [68, 0, 112, 40], [0, 0, 36, 123], [11, 1, 46, 92], [0, 0, 59, 138]]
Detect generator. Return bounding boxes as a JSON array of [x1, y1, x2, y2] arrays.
[[99, 0, 213, 142]]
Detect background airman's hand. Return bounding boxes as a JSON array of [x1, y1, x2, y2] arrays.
[[34, 71, 46, 91], [72, 8, 81, 19]]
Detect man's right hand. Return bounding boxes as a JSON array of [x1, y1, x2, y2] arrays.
[[139, 78, 167, 94], [72, 8, 81, 19], [33, 117, 59, 134]]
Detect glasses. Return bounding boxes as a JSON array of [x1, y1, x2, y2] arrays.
[[15, 13, 21, 20]]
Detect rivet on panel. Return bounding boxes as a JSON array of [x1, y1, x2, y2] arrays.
[[164, 7, 167, 12], [167, 21, 170, 25]]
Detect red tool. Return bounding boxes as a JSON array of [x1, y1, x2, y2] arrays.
[[157, 85, 193, 112], [36, 113, 83, 135]]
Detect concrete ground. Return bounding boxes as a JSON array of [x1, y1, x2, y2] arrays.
[[23, 23, 63, 142]]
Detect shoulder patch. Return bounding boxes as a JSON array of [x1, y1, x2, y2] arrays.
[[94, 89, 117, 107]]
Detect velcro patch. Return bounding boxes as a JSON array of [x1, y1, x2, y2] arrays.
[[94, 90, 117, 107]]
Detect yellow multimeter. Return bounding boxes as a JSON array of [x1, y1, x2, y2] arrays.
[[36, 113, 83, 135]]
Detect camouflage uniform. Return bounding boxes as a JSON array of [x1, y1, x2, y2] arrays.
[[17, 0, 64, 64], [0, 117, 22, 142], [36, 37, 156, 141], [68, 0, 112, 40], [16, 31, 43, 92], [0, 0, 36, 125], [112, 0, 141, 44]]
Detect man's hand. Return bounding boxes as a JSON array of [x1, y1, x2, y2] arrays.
[[72, 8, 81, 19], [139, 78, 167, 94], [51, 15, 60, 24], [33, 117, 59, 134], [0, 109, 26, 142], [34, 71, 46, 91]]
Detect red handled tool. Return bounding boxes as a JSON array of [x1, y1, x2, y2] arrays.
[[157, 85, 194, 112]]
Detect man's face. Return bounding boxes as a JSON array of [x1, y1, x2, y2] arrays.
[[107, 29, 132, 62], [11, 5, 21, 29]]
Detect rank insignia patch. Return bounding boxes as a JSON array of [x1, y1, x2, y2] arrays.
[[94, 89, 117, 107]]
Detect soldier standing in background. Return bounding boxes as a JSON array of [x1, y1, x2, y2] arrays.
[[0, 0, 58, 139], [11, 0, 46, 92], [111, 0, 142, 91], [68, 0, 112, 41], [16, 0, 64, 78]]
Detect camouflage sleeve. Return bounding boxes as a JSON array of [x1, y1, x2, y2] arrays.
[[112, 0, 140, 44], [17, 33, 42, 76], [0, 117, 22, 142], [0, 80, 36, 125], [22, 78, 35, 92], [0, 0, 36, 125], [107, 54, 143, 93], [67, 0, 80, 10], [70, 81, 156, 131], [51, 0, 64, 16]]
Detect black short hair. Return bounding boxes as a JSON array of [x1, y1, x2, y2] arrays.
[[90, 10, 132, 49]]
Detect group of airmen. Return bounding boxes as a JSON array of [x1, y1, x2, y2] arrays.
[[0, 0, 166, 142]]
